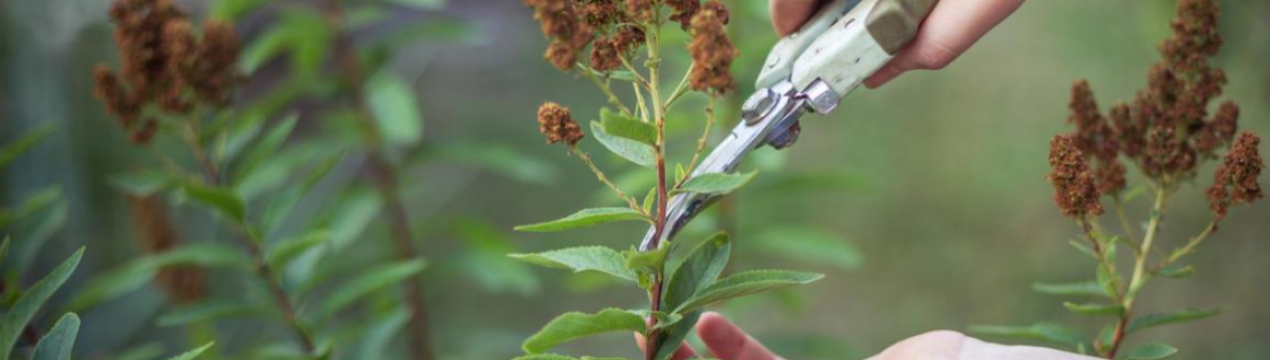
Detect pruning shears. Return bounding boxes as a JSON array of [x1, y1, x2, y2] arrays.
[[638, 0, 939, 251]]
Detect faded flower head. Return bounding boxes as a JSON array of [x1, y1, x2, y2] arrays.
[[1048, 135, 1104, 218], [1066, 80, 1125, 195], [526, 0, 593, 71], [688, 1, 738, 95], [1207, 132, 1263, 221], [129, 195, 206, 304], [538, 102, 584, 146], [94, 0, 242, 145]]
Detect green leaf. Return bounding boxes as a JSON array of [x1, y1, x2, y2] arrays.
[[590, 121, 654, 168], [266, 230, 331, 269], [318, 259, 427, 321], [0, 124, 53, 170], [1154, 265, 1194, 279], [1063, 302, 1124, 317], [968, 323, 1088, 348], [1122, 342, 1177, 360], [354, 308, 410, 360], [623, 245, 670, 276], [366, 71, 424, 147], [166, 342, 215, 360], [522, 309, 645, 354], [157, 300, 261, 327], [1126, 307, 1224, 333], [514, 208, 648, 232], [113, 344, 165, 360], [751, 227, 862, 270], [663, 232, 731, 312], [69, 243, 250, 311], [641, 188, 657, 214], [673, 172, 757, 196], [0, 237, 9, 267], [182, 184, 246, 223], [0, 247, 83, 360], [1032, 281, 1109, 297], [109, 171, 179, 196], [653, 310, 702, 360], [382, 0, 446, 9], [31, 313, 79, 360], [675, 270, 823, 313], [1121, 185, 1148, 203], [210, 0, 270, 20], [674, 164, 686, 184], [600, 108, 657, 145], [510, 246, 637, 282], [1068, 240, 1098, 259], [0, 186, 61, 231]]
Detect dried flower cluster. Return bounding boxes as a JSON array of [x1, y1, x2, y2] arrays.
[[93, 0, 242, 145], [1207, 132, 1264, 221], [1049, 0, 1260, 220], [537, 102, 584, 146], [1048, 135, 1104, 218], [129, 195, 206, 304], [688, 1, 737, 94]]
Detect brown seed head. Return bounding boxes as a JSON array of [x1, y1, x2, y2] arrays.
[[1048, 135, 1104, 218], [537, 102, 584, 146], [526, 0, 593, 71], [625, 0, 655, 23], [93, 65, 140, 126], [688, 2, 738, 95], [1207, 132, 1263, 221], [128, 195, 205, 304], [590, 37, 622, 71]]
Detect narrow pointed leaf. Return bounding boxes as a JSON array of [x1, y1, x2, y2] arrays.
[[514, 207, 648, 232], [590, 121, 654, 167], [600, 108, 657, 145], [663, 232, 731, 311], [1154, 265, 1194, 279], [1123, 342, 1177, 360], [69, 243, 250, 311], [0, 124, 53, 170], [968, 322, 1088, 349], [318, 259, 427, 321], [509, 246, 637, 282], [182, 184, 246, 223], [31, 313, 79, 360], [157, 300, 262, 327], [654, 310, 702, 360], [522, 308, 645, 354], [1126, 307, 1224, 333], [366, 71, 424, 147], [166, 342, 215, 360], [673, 172, 757, 196], [266, 230, 332, 269], [0, 247, 83, 359], [1063, 302, 1124, 317], [109, 171, 179, 197], [1032, 281, 1109, 297], [675, 270, 823, 313]]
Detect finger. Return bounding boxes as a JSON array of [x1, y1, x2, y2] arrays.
[[770, 0, 822, 36], [634, 332, 698, 360], [696, 312, 782, 360], [864, 0, 1025, 87]]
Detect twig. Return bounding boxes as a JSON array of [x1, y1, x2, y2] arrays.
[[324, 2, 435, 359], [580, 68, 632, 116], [571, 146, 647, 215], [1108, 187, 1169, 358], [678, 96, 715, 186]]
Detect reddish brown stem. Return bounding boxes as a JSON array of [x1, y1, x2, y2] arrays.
[[1106, 314, 1129, 358], [324, 2, 435, 359]]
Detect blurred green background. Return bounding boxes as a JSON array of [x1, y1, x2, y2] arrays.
[[2, 0, 1267, 359]]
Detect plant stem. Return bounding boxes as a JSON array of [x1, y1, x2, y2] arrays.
[[662, 64, 693, 110], [1114, 197, 1137, 242], [324, 2, 434, 359], [644, 22, 669, 360], [571, 147, 646, 215], [179, 126, 316, 354], [1158, 220, 1217, 268], [1108, 187, 1169, 358]]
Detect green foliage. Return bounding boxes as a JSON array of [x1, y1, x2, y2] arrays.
[[662, 233, 731, 312], [366, 70, 424, 148], [182, 184, 247, 223], [109, 171, 180, 197], [968, 323, 1088, 349], [1126, 308, 1224, 334], [510, 246, 637, 282], [1122, 343, 1177, 360], [521, 309, 645, 354], [69, 243, 251, 311], [589, 121, 655, 168], [31, 313, 79, 360], [165, 342, 215, 360], [600, 109, 657, 146], [674, 270, 824, 313], [0, 124, 53, 170], [672, 172, 757, 195], [1062, 302, 1125, 317], [1, 247, 83, 360], [317, 259, 427, 322], [514, 208, 649, 232], [1032, 281, 1109, 297]]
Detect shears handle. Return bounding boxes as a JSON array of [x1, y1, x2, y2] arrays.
[[756, 0, 939, 96]]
